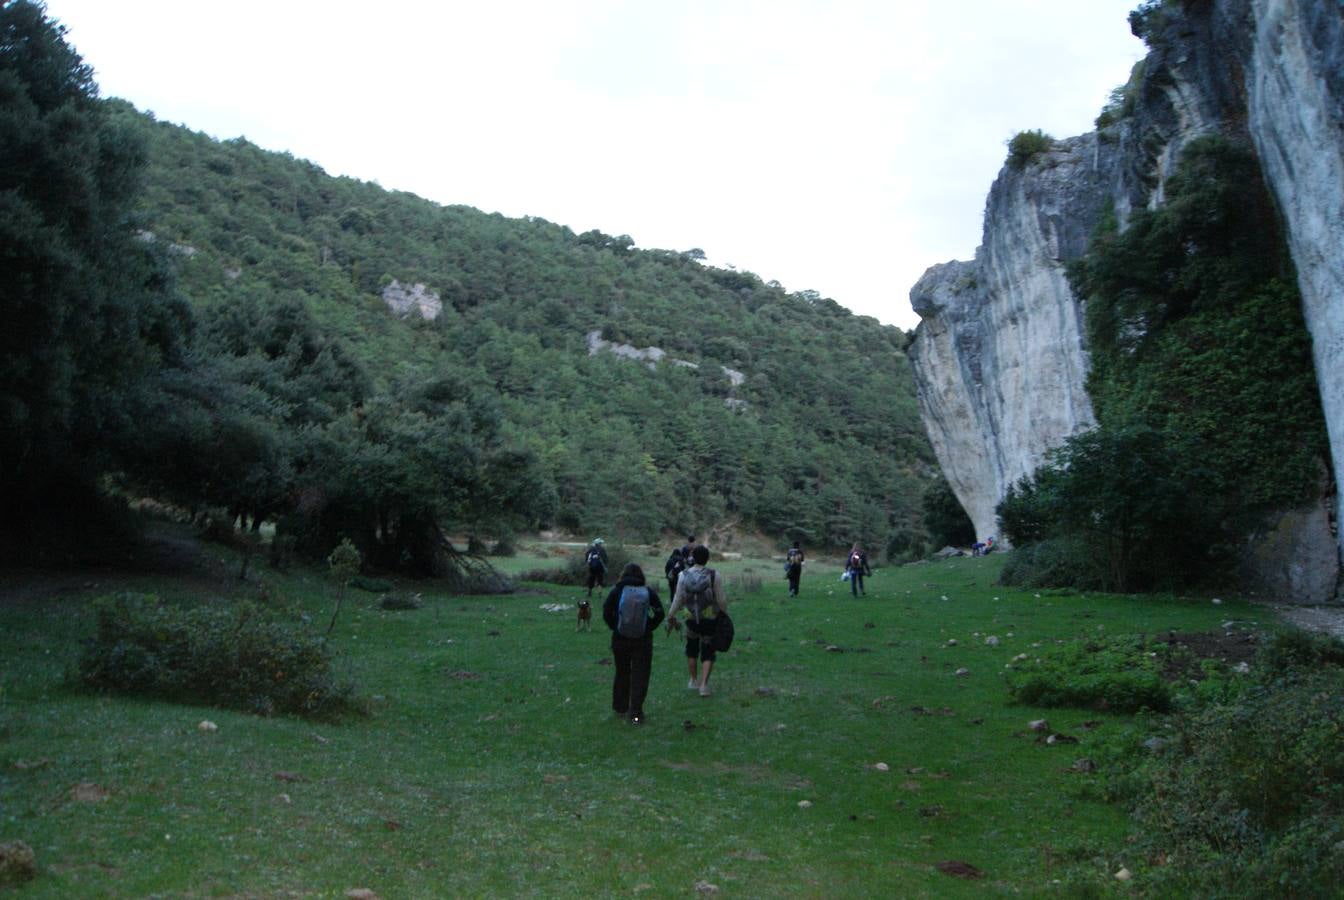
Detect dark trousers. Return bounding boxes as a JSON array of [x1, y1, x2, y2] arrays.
[[611, 635, 653, 718], [587, 567, 605, 595], [850, 570, 865, 596], [787, 566, 801, 596]]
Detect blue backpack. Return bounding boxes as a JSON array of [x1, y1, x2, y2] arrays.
[[616, 585, 651, 638]]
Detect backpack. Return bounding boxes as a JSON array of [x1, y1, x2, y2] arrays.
[[848, 551, 862, 570], [665, 551, 685, 578], [787, 548, 802, 566], [587, 548, 604, 570], [680, 568, 718, 622], [616, 585, 651, 638]]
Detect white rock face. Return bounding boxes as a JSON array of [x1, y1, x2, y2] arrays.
[[909, 136, 1109, 543], [1242, 0, 1344, 571], [910, 0, 1344, 587], [381, 280, 442, 320]]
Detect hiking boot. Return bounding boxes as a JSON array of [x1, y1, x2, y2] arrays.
[[698, 683, 712, 697], [688, 678, 698, 690]]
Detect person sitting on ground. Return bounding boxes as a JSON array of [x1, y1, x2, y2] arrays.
[[666, 544, 728, 697]]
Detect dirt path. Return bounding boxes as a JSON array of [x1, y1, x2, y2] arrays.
[[1272, 604, 1344, 639]]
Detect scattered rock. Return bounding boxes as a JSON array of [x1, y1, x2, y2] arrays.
[[954, 667, 970, 677], [918, 804, 946, 817], [346, 890, 381, 900], [277, 793, 291, 804], [1045, 733, 1078, 745], [197, 720, 218, 732], [871, 695, 898, 707], [1233, 661, 1251, 674], [946, 638, 958, 646], [694, 880, 720, 894], [0, 840, 37, 886], [1211, 598, 1223, 605], [70, 782, 110, 803], [935, 859, 983, 879], [1071, 758, 1097, 773], [797, 800, 813, 809], [984, 635, 1000, 647], [1115, 867, 1133, 881], [1142, 737, 1169, 752], [825, 645, 844, 653], [874, 762, 890, 772], [12, 758, 52, 771], [1028, 719, 1050, 732]]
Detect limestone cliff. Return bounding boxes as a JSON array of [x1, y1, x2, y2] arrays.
[[909, 0, 1343, 595]]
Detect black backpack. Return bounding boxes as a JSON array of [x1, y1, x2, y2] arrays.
[[615, 585, 651, 638], [587, 548, 605, 570]]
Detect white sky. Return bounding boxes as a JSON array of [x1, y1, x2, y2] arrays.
[[43, 0, 1146, 329]]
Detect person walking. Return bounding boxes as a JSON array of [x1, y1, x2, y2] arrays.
[[785, 541, 805, 597], [666, 545, 728, 697], [664, 545, 687, 598], [602, 563, 665, 725], [845, 543, 872, 597], [585, 538, 608, 597]]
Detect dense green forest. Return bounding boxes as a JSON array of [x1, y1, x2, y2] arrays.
[[1, 1, 938, 572]]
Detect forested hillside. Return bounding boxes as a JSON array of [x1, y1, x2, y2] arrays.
[[101, 97, 933, 564]]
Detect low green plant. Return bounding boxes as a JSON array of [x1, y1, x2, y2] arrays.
[[1006, 633, 1172, 712], [1124, 668, 1344, 896], [997, 537, 1106, 590], [76, 593, 361, 718], [1006, 129, 1054, 169], [349, 575, 393, 593]]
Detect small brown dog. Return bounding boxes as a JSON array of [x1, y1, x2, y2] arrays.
[[576, 599, 592, 631]]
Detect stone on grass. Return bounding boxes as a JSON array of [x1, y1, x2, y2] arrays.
[[1115, 867, 1132, 881], [984, 635, 1000, 646], [70, 782, 110, 803], [694, 881, 720, 894], [1072, 758, 1097, 773], [874, 762, 890, 772], [346, 890, 381, 900], [935, 859, 983, 879], [0, 841, 37, 886], [197, 720, 218, 732], [945, 639, 958, 646], [797, 800, 813, 809], [1028, 719, 1050, 732], [954, 667, 970, 677]]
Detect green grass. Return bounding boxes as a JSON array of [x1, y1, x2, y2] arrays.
[[0, 547, 1266, 897]]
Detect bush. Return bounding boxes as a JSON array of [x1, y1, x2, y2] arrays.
[[1258, 629, 1344, 674], [1007, 129, 1054, 169], [350, 575, 393, 593], [521, 544, 636, 588], [1124, 669, 1344, 896], [77, 593, 362, 718], [1005, 634, 1172, 713], [997, 537, 1106, 590]]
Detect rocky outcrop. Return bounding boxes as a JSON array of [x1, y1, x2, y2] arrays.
[[381, 280, 442, 320], [909, 0, 1342, 595]]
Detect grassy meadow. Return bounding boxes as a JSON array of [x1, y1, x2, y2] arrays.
[[0, 537, 1271, 897]]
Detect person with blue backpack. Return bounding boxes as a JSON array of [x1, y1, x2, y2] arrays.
[[602, 562, 665, 726]]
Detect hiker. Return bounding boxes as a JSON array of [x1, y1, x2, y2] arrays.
[[664, 546, 687, 597], [845, 543, 872, 597], [680, 534, 696, 562], [785, 541, 805, 597], [585, 538, 608, 597], [666, 544, 728, 697], [602, 562, 665, 726]]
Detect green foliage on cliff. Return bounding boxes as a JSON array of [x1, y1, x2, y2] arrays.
[[999, 136, 1328, 590], [1006, 129, 1055, 169]]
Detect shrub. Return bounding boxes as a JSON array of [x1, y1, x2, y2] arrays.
[[77, 593, 361, 718], [1007, 129, 1054, 169], [521, 544, 636, 588], [350, 575, 393, 593], [1125, 669, 1344, 896], [997, 537, 1106, 590], [1258, 629, 1344, 674], [491, 529, 518, 557], [1005, 634, 1172, 713]]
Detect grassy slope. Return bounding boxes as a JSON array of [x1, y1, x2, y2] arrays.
[[0, 544, 1262, 897]]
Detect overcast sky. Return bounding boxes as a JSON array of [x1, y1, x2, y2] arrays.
[[43, 0, 1146, 329]]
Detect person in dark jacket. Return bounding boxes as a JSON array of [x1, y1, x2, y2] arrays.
[[602, 562, 665, 725], [845, 543, 872, 597], [664, 546, 687, 597], [785, 541, 805, 597], [585, 538, 608, 597]]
